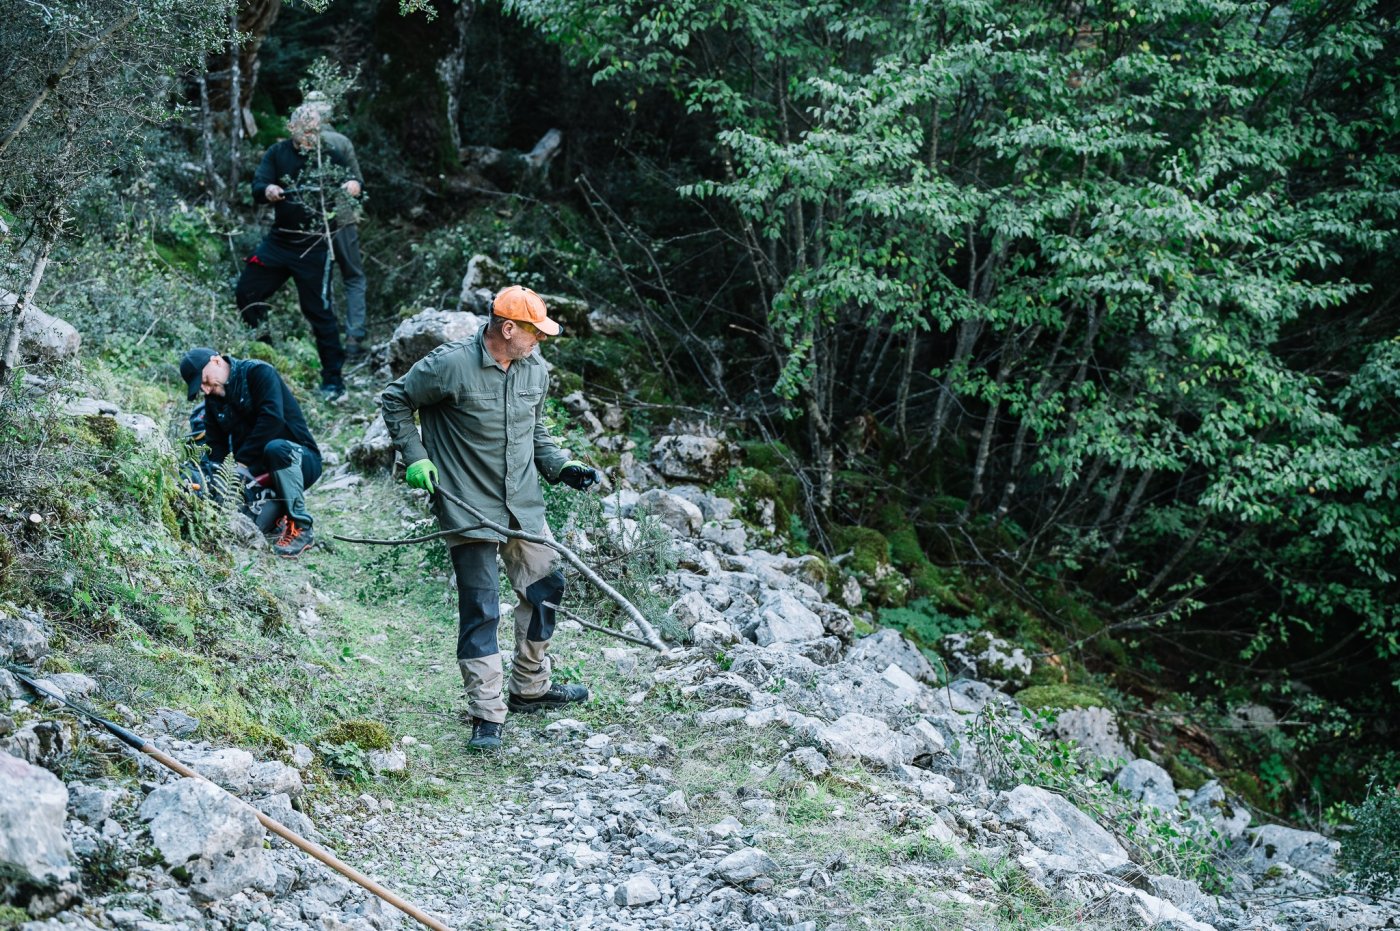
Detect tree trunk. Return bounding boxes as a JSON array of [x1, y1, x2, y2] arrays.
[[227, 5, 242, 198], [0, 236, 56, 395], [195, 70, 226, 199]]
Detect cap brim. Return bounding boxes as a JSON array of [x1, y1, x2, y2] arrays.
[[538, 317, 563, 337], [186, 378, 201, 402]]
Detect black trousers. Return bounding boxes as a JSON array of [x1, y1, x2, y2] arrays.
[[235, 236, 345, 384]]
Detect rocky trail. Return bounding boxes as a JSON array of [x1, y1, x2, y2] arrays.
[[3, 303, 1398, 931]]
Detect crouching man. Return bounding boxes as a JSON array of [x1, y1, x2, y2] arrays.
[[179, 347, 322, 557], [379, 286, 601, 750]]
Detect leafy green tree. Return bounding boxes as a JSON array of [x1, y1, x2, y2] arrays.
[[0, 0, 231, 387], [508, 0, 1400, 791]]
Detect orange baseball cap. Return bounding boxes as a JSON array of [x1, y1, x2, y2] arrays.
[[492, 285, 563, 336]]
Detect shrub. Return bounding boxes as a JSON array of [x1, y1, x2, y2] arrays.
[[1340, 784, 1400, 894], [879, 598, 979, 648]]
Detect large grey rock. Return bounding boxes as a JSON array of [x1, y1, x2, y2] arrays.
[[1248, 824, 1338, 878], [714, 847, 778, 883], [44, 673, 97, 699], [146, 708, 200, 738], [0, 608, 51, 665], [187, 846, 276, 902], [1114, 759, 1179, 812], [651, 435, 734, 482], [940, 631, 1032, 689], [367, 748, 407, 774], [348, 413, 395, 470], [387, 309, 485, 378], [139, 777, 264, 865], [0, 753, 76, 888], [6, 720, 74, 768], [253, 792, 316, 840], [614, 874, 662, 907], [636, 489, 704, 536], [249, 760, 303, 798], [1185, 780, 1251, 840], [9, 297, 81, 365], [668, 592, 725, 631], [1048, 706, 1133, 764], [817, 712, 914, 769], [994, 785, 1131, 872], [846, 629, 937, 684], [173, 748, 255, 794], [456, 255, 509, 313], [700, 519, 748, 554], [68, 784, 122, 825], [752, 591, 825, 646]]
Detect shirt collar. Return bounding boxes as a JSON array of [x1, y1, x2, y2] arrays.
[[473, 326, 540, 371]]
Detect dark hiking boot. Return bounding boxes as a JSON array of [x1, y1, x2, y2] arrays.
[[507, 682, 590, 714], [274, 520, 315, 558], [468, 717, 503, 751], [344, 341, 368, 365], [318, 380, 346, 402]]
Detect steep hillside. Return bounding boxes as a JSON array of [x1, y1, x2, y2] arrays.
[[2, 294, 1397, 930]]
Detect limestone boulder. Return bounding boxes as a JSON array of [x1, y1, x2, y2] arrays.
[[846, 628, 937, 684], [939, 631, 1032, 689], [139, 778, 263, 865], [172, 748, 255, 794], [651, 435, 734, 482], [751, 591, 825, 646], [0, 753, 77, 891], [0, 608, 51, 665], [4, 294, 81, 365], [348, 413, 396, 470], [1248, 824, 1338, 878], [994, 784, 1131, 873], [387, 309, 485, 378], [636, 489, 704, 536], [456, 254, 509, 314], [817, 712, 916, 769], [1114, 759, 1179, 813], [1048, 706, 1133, 765]]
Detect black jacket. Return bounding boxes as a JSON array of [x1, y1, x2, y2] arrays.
[[204, 358, 319, 472], [251, 139, 357, 242]]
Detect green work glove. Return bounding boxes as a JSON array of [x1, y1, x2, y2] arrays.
[[405, 458, 439, 494], [558, 460, 600, 490]]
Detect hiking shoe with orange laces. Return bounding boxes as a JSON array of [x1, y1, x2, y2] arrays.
[[273, 519, 315, 558]]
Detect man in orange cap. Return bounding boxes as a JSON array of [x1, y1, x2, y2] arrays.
[[380, 285, 601, 750]]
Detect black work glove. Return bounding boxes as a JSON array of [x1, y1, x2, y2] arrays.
[[558, 460, 600, 490]]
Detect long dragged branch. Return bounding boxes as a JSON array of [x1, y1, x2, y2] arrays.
[[333, 489, 667, 653], [430, 487, 667, 652]]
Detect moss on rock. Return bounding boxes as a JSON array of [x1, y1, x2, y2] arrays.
[[1014, 684, 1112, 712], [322, 718, 393, 751]]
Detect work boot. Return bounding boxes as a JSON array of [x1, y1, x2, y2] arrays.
[[344, 340, 368, 365], [468, 717, 503, 751], [318, 380, 346, 402], [507, 682, 590, 714], [273, 519, 315, 558]]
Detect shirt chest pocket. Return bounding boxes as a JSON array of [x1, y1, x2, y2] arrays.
[[461, 390, 503, 412]]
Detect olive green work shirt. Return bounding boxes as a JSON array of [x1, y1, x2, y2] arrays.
[[379, 328, 571, 545]]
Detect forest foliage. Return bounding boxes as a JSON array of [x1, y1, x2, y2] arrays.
[[501, 0, 1400, 794]]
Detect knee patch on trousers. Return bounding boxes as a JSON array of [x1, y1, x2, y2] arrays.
[[523, 571, 565, 643], [456, 588, 501, 660]]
